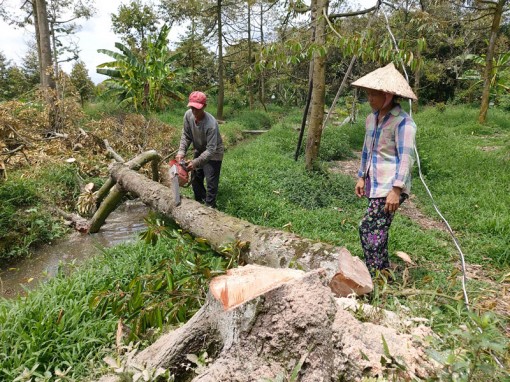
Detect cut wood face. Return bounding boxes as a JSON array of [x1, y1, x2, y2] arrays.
[[330, 272, 372, 296], [209, 265, 305, 310]]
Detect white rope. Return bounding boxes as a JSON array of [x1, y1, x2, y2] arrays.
[[380, 8, 471, 309]]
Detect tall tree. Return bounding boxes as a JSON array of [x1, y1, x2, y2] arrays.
[[70, 60, 95, 106], [216, 0, 225, 119], [34, 0, 55, 90], [304, 0, 327, 170], [160, 0, 236, 120], [5, 65, 32, 99], [97, 25, 185, 112], [46, 0, 95, 78], [174, 31, 217, 90], [111, 0, 159, 56], [22, 42, 41, 87], [475, 0, 508, 123], [2, 0, 94, 88], [0, 52, 9, 100]]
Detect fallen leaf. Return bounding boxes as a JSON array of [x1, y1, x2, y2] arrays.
[[395, 251, 415, 265]]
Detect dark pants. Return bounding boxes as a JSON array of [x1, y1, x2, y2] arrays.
[[359, 194, 407, 276], [191, 160, 222, 207]]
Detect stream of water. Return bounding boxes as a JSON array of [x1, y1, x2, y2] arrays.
[[0, 200, 150, 299]]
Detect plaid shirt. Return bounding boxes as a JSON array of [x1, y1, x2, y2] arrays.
[[357, 104, 416, 198]]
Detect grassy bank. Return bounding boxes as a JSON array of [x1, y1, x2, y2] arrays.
[[0, 164, 79, 260], [0, 230, 232, 380]]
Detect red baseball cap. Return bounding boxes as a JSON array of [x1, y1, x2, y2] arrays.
[[187, 91, 207, 109]]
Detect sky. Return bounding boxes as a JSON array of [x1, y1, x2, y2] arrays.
[[0, 0, 378, 84]]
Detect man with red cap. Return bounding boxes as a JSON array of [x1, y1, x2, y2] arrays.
[[176, 91, 224, 208]]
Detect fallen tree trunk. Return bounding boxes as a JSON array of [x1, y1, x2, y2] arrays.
[[109, 162, 373, 296], [88, 151, 161, 233], [98, 266, 438, 382]]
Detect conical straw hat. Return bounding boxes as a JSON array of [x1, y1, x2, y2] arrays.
[[351, 62, 417, 100]]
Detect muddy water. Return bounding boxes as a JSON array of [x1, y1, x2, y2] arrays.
[[0, 201, 150, 299]]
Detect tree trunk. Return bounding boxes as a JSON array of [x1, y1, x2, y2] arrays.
[[478, 0, 506, 124], [216, 0, 225, 120], [97, 267, 438, 382], [35, 0, 55, 90], [108, 162, 373, 296], [413, 46, 421, 114], [88, 150, 161, 233], [50, 21, 59, 79], [247, 1, 254, 110], [258, 3, 267, 111], [32, 0, 43, 83], [305, 0, 327, 170]]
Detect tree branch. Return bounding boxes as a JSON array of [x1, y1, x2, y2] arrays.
[[329, 0, 381, 19]]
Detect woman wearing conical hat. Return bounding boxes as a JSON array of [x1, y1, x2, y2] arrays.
[[352, 63, 417, 277]]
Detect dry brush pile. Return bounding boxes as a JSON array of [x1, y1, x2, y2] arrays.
[[0, 98, 179, 180]]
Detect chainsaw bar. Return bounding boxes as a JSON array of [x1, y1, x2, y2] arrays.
[[169, 164, 181, 206]]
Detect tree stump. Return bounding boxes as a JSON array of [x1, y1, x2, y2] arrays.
[[98, 265, 438, 381]]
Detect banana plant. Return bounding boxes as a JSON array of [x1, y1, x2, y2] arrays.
[[461, 52, 510, 101], [97, 25, 188, 112]]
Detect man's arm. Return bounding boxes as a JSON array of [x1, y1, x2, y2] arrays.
[[177, 114, 193, 160]]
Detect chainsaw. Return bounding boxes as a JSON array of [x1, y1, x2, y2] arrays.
[[168, 159, 191, 206]]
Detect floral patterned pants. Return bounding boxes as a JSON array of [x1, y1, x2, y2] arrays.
[[359, 196, 406, 276]]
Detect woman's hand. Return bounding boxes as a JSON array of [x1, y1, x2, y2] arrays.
[[384, 187, 402, 213], [355, 178, 365, 198]]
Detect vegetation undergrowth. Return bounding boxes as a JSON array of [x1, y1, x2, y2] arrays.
[[0, 214, 234, 381], [0, 164, 79, 259]]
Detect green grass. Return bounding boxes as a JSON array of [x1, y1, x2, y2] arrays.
[[411, 106, 510, 267], [0, 232, 230, 381], [0, 164, 78, 260], [216, 105, 509, 296]]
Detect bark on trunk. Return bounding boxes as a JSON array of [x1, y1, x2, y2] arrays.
[[109, 163, 373, 296], [35, 0, 55, 90], [305, 0, 328, 170], [88, 151, 161, 233], [478, 0, 506, 124], [216, 0, 225, 120]]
